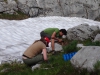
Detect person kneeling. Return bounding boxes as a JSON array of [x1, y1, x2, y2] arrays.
[[22, 37, 50, 67]]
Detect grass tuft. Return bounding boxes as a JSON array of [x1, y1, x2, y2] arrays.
[[62, 40, 78, 53], [0, 11, 29, 20]]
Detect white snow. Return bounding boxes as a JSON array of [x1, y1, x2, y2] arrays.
[[0, 16, 100, 64]]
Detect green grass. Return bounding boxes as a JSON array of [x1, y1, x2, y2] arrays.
[[0, 41, 100, 75], [0, 53, 77, 75], [81, 39, 100, 46], [0, 11, 29, 20], [0, 52, 100, 75], [0, 6, 99, 75], [62, 40, 79, 53], [0, 62, 32, 75]]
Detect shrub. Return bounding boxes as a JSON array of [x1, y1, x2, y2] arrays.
[[0, 11, 29, 20], [0, 62, 31, 75], [84, 41, 100, 46], [62, 40, 78, 53], [94, 61, 100, 74]]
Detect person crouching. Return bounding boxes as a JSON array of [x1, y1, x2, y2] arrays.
[[22, 37, 50, 67]]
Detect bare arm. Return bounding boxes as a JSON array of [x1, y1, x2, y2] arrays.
[[51, 32, 56, 39], [42, 48, 48, 61], [51, 32, 62, 42], [51, 32, 59, 40]]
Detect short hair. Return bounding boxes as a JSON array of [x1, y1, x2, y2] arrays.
[[60, 29, 67, 35]]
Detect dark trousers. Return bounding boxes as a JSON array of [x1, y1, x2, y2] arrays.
[[23, 54, 43, 67], [40, 31, 51, 39]]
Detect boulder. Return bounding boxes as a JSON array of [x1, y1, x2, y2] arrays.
[[0, 0, 18, 14], [0, 0, 100, 20], [47, 42, 62, 52], [67, 23, 99, 41], [70, 46, 100, 71], [93, 34, 100, 42]]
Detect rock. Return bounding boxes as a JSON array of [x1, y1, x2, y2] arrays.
[[0, 0, 100, 20], [77, 44, 85, 48], [31, 64, 41, 71], [47, 42, 62, 52], [70, 46, 100, 71], [67, 23, 99, 41], [93, 34, 100, 42]]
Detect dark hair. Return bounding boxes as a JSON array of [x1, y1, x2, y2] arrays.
[[60, 29, 67, 35], [33, 37, 49, 47], [40, 37, 49, 47], [40, 37, 46, 45]]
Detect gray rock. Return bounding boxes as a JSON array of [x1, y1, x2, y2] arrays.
[[0, 3, 5, 12], [29, 8, 39, 17], [77, 44, 85, 48], [17, 0, 38, 7], [17, 1, 30, 15], [70, 46, 100, 71], [31, 64, 41, 71], [0, 0, 18, 14], [67, 23, 99, 41], [0, 0, 99, 19], [93, 34, 100, 42], [48, 42, 62, 52]]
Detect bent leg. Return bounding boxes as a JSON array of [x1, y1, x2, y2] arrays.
[[23, 54, 44, 66], [51, 39, 55, 50]]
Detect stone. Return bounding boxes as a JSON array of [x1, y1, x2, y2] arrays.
[[67, 23, 99, 41], [47, 42, 62, 52], [31, 64, 41, 71], [70, 46, 100, 71], [0, 0, 99, 19], [93, 34, 100, 42]]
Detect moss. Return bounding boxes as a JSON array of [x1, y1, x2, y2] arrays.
[[0, 11, 29, 20], [4, 0, 8, 3]]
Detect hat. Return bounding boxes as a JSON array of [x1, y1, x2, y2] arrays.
[[44, 37, 50, 43]]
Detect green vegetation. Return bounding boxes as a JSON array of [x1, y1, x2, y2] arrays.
[[4, 0, 7, 3], [0, 62, 31, 75], [0, 40, 100, 75], [0, 52, 100, 75], [85, 41, 100, 46], [94, 61, 100, 73], [82, 39, 100, 46], [0, 11, 29, 20], [0, 2, 99, 74], [62, 40, 78, 53]]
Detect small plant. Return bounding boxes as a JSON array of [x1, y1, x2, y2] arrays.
[[91, 41, 100, 46], [0, 11, 29, 20], [62, 40, 78, 53], [84, 40, 100, 46], [0, 62, 32, 75], [82, 39, 92, 45], [4, 0, 7, 3], [94, 61, 100, 73]]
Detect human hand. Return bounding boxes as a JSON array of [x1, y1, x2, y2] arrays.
[[49, 50, 55, 53], [44, 60, 50, 64], [58, 39, 62, 43]]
